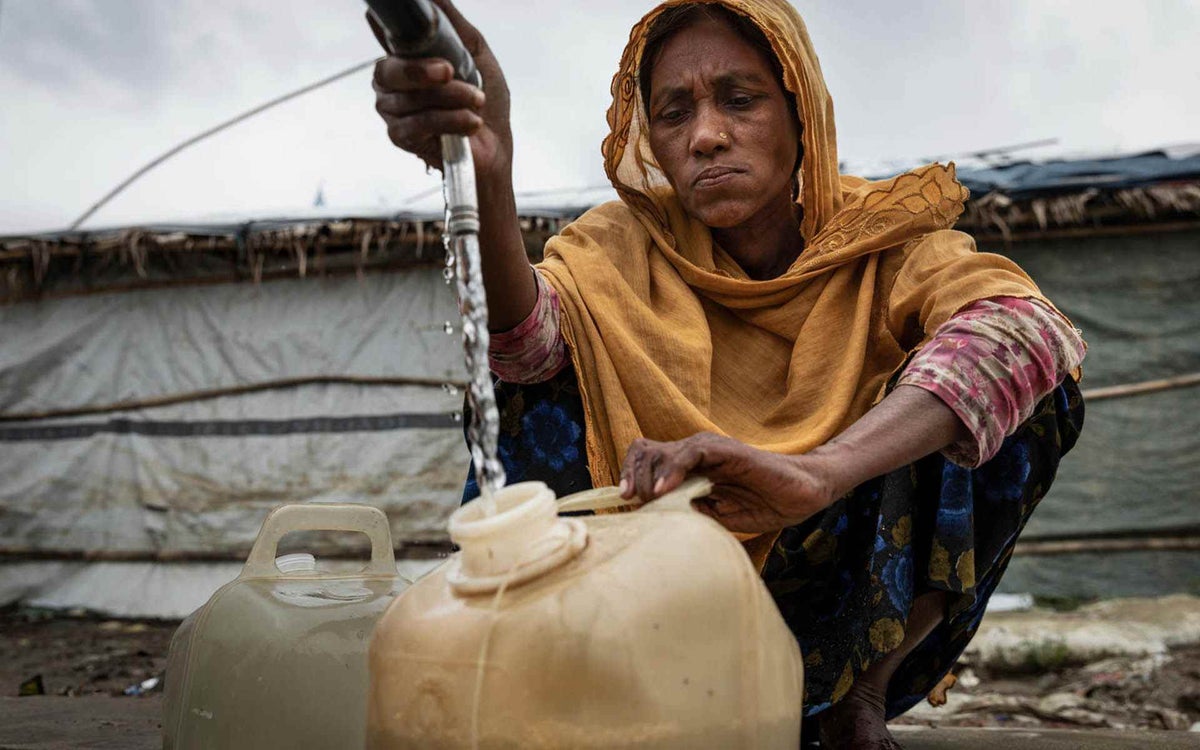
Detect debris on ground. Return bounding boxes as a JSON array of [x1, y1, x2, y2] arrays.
[[0, 606, 175, 698], [897, 645, 1200, 730]]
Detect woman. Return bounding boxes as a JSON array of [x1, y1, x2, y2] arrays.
[[371, 1, 1085, 747]]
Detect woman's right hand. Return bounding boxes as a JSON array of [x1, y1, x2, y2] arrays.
[[368, 0, 513, 178]]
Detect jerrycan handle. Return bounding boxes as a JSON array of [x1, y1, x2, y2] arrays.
[[556, 477, 713, 514], [241, 503, 396, 578]]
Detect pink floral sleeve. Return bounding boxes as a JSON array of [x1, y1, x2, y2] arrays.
[[487, 268, 569, 384], [898, 297, 1087, 468]]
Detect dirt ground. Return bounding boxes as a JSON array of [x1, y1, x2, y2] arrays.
[[893, 647, 1200, 732], [3, 604, 1200, 733], [1, 607, 175, 699]]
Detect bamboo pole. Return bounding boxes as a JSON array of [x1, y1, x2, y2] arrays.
[[1080, 372, 1200, 402], [1014, 537, 1200, 556], [0, 375, 467, 423], [4, 366, 1192, 424]]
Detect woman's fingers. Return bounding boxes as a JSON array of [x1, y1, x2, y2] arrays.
[[621, 439, 652, 499], [648, 440, 705, 497], [620, 436, 715, 501], [384, 108, 482, 147], [375, 82, 485, 118], [366, 2, 513, 176], [374, 56, 456, 91], [374, 56, 486, 157], [633, 442, 659, 501]]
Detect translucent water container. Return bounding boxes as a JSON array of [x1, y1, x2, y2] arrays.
[[367, 478, 804, 749], [163, 503, 409, 749]]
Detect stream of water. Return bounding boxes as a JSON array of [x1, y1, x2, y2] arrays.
[[445, 224, 505, 515], [436, 132, 505, 516]]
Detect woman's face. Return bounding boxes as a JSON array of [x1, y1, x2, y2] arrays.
[[645, 17, 799, 230]]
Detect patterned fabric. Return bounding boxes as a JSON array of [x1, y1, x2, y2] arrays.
[[487, 286, 1085, 470], [461, 367, 1085, 718], [487, 268, 569, 385], [899, 296, 1087, 467], [462, 367, 593, 502]]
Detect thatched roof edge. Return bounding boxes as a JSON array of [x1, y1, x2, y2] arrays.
[[3, 180, 1198, 304]]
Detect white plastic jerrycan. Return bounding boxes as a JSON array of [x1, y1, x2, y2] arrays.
[[163, 503, 409, 750], [367, 478, 804, 749]]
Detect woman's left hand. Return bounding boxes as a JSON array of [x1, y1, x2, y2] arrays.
[[619, 432, 841, 534]]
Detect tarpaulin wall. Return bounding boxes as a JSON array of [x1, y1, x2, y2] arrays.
[[0, 269, 471, 558], [986, 229, 1200, 598], [3, 230, 1198, 607]]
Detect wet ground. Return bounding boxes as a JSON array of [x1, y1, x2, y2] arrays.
[[3, 605, 1200, 746]]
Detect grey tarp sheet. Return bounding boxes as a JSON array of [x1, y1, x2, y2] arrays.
[[989, 229, 1200, 598], [3, 228, 1198, 613], [0, 269, 465, 414], [0, 270, 472, 560]]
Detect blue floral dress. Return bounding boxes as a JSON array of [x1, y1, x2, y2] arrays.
[[462, 366, 1084, 720]]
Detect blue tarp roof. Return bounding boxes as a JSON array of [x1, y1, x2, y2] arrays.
[[951, 149, 1200, 198]]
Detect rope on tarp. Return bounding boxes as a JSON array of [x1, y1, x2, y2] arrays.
[[0, 375, 468, 423], [67, 57, 380, 231], [4, 370, 1195, 425]]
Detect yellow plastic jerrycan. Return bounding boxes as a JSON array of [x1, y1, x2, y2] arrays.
[[367, 478, 804, 749], [163, 503, 409, 750]]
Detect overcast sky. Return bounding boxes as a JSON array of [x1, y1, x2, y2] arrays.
[[1, 0, 1197, 234]]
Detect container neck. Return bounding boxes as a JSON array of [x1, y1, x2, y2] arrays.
[[448, 482, 582, 583]]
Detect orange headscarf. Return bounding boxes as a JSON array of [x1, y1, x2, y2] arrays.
[[537, 0, 1054, 504]]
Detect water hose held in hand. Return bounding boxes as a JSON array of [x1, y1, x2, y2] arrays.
[[365, 0, 481, 88], [365, 0, 482, 239], [365, 0, 506, 500]]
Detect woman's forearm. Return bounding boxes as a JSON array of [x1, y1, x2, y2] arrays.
[[476, 166, 539, 332], [805, 385, 970, 498]]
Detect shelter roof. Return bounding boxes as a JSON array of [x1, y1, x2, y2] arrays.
[[953, 147, 1200, 197], [2, 150, 1197, 302]]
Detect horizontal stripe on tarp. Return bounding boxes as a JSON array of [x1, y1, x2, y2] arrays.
[[0, 413, 460, 442]]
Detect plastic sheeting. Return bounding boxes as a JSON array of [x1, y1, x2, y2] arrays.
[[0, 270, 474, 559], [991, 230, 1200, 533], [956, 150, 1200, 197], [0, 269, 466, 415], [0, 384, 467, 551], [989, 229, 1200, 597]]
